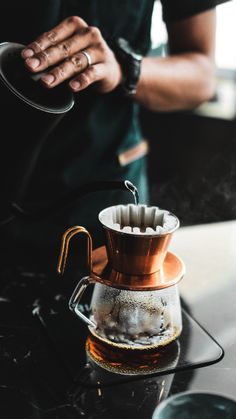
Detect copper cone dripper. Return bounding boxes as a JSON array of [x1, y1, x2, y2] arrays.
[[92, 205, 185, 291], [57, 205, 185, 291]]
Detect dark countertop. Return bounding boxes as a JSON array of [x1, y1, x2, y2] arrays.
[[0, 220, 235, 418]]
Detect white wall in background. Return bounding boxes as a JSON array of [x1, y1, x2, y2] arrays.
[[151, 0, 236, 70], [151, 0, 167, 49], [216, 1, 236, 70]]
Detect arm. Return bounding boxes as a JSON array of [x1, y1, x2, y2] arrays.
[[135, 9, 216, 111]]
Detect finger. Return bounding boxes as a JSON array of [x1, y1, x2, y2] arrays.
[[40, 49, 100, 88], [24, 28, 101, 72], [69, 63, 104, 92], [21, 16, 88, 59]]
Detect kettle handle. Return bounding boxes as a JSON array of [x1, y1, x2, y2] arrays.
[[69, 276, 96, 327], [57, 226, 93, 275]]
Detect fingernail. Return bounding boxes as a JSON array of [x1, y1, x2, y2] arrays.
[[41, 74, 55, 85], [26, 57, 40, 69], [70, 80, 80, 91], [21, 48, 34, 59]]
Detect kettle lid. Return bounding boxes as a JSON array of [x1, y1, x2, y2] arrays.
[[0, 42, 74, 114]]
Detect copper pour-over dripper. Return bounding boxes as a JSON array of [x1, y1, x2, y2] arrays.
[[95, 204, 184, 290], [58, 204, 185, 292]]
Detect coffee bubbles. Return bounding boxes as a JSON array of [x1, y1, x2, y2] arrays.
[[89, 283, 182, 349]]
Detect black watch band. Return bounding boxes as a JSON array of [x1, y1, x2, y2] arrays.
[[109, 37, 143, 96]]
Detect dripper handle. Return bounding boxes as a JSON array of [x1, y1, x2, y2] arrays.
[[69, 276, 96, 327]]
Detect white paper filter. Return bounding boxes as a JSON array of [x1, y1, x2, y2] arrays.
[[99, 204, 178, 235]]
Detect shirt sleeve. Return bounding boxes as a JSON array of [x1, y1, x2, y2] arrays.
[[161, 0, 231, 22]]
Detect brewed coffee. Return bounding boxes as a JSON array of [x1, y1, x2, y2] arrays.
[[86, 332, 181, 375]]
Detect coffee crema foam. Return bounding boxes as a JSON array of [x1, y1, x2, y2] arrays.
[[88, 324, 181, 351]]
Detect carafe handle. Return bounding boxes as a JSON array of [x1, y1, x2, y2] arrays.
[[57, 226, 97, 327], [57, 225, 93, 275], [69, 276, 96, 327]]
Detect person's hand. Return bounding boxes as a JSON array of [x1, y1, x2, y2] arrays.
[[21, 16, 123, 93]]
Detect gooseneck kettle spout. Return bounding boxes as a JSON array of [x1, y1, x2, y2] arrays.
[[7, 179, 139, 222]]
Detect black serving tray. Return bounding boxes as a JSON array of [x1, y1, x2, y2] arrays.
[[35, 299, 224, 387]]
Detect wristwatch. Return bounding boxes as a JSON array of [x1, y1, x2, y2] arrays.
[[109, 37, 143, 96]]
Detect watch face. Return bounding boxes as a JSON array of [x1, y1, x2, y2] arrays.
[[114, 37, 142, 95], [132, 51, 143, 61], [117, 37, 130, 52], [117, 37, 142, 61]]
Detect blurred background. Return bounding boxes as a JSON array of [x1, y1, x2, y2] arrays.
[[141, 0, 236, 225]]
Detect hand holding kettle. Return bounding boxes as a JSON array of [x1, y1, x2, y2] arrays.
[[21, 16, 123, 93]]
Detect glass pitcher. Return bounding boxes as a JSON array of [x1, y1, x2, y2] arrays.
[[58, 204, 185, 353]]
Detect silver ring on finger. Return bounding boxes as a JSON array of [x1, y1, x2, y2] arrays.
[[34, 41, 43, 52], [80, 50, 92, 68], [40, 49, 50, 65]]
